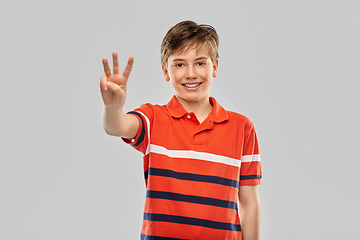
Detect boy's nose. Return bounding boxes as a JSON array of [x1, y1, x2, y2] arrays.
[[185, 66, 197, 79]]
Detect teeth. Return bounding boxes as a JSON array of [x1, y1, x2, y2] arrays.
[[184, 83, 201, 88]]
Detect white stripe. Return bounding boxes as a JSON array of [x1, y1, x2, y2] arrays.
[[137, 111, 151, 155], [241, 154, 261, 163], [149, 144, 241, 167]]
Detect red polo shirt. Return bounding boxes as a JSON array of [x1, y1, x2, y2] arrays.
[[123, 96, 261, 240]]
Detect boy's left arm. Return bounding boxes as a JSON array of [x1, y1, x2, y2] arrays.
[[238, 185, 260, 240]]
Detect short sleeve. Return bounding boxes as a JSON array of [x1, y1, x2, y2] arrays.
[[239, 121, 262, 185], [121, 104, 153, 155]]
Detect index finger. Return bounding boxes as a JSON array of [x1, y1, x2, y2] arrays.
[[122, 56, 134, 80], [102, 57, 111, 77]]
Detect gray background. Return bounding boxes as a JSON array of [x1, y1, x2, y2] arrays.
[[1, 0, 359, 239]]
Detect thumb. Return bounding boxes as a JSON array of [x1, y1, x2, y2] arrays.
[[106, 82, 125, 98]]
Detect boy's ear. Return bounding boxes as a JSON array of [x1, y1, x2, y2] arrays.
[[212, 59, 219, 78], [162, 65, 170, 81]]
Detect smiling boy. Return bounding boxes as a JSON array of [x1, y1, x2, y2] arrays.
[[100, 20, 262, 240]]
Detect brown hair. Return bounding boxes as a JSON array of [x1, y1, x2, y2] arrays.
[[161, 20, 219, 67]]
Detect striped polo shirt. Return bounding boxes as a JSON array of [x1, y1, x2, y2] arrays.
[[123, 96, 262, 240]]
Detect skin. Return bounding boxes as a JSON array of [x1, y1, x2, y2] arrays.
[[100, 50, 260, 239], [239, 185, 261, 240], [162, 47, 218, 123]]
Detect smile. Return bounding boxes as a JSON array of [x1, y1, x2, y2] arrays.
[[182, 83, 201, 88]]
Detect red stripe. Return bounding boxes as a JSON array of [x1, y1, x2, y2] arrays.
[[240, 162, 262, 176]]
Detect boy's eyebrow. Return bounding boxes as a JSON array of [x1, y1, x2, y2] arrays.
[[195, 56, 209, 60], [171, 56, 209, 62]]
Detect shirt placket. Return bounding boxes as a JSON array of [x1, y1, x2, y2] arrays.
[[185, 113, 214, 151]]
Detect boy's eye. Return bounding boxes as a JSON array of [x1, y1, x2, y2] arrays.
[[197, 62, 206, 66], [175, 63, 184, 67]]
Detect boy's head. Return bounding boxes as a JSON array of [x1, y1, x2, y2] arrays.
[[161, 20, 219, 68], [160, 21, 220, 106]]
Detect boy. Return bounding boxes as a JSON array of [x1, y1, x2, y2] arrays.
[[100, 20, 262, 240]]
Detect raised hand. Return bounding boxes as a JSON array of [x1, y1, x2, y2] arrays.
[[100, 51, 134, 108]]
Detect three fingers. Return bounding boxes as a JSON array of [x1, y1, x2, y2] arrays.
[[101, 51, 134, 91]]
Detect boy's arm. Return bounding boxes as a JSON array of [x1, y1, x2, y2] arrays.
[[238, 185, 261, 240], [100, 51, 139, 138]]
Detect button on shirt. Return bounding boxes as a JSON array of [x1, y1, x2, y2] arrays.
[[122, 95, 262, 240]]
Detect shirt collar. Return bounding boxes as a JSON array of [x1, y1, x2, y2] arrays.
[[166, 95, 228, 123]]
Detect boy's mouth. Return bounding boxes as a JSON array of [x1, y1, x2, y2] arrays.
[[182, 83, 202, 88]]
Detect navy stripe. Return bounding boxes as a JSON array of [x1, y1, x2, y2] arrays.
[[127, 111, 145, 147], [141, 233, 186, 240], [143, 213, 241, 232], [144, 169, 149, 180], [146, 190, 238, 210], [240, 175, 262, 180], [148, 168, 239, 188]]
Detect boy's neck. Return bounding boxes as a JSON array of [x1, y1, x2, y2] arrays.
[[175, 95, 212, 123]]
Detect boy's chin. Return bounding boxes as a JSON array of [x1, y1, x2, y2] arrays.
[[176, 94, 209, 103]]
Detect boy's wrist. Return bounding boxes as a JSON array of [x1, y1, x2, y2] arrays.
[[104, 104, 124, 112]]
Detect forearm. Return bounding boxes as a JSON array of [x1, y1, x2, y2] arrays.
[[240, 201, 260, 240], [102, 105, 136, 138], [238, 185, 261, 240]]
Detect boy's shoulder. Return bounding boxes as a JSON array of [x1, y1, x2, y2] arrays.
[[130, 102, 169, 118], [225, 109, 254, 126], [137, 102, 167, 112]]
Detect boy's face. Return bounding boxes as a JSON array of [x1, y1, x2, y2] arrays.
[[162, 46, 218, 105]]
